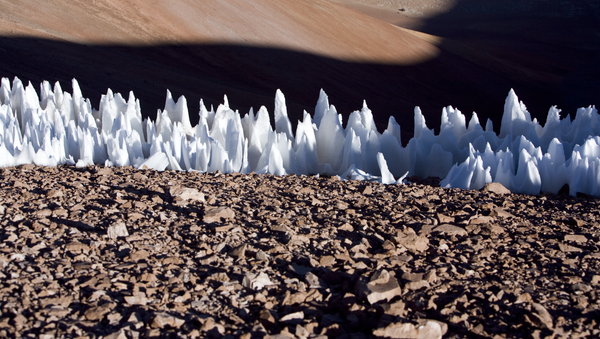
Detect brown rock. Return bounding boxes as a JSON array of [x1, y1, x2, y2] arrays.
[[338, 223, 354, 231], [84, 303, 114, 321], [107, 313, 123, 325], [401, 272, 424, 282], [484, 223, 505, 235], [214, 224, 235, 232], [162, 256, 184, 265], [36, 209, 53, 217], [381, 300, 406, 316], [230, 244, 247, 259], [271, 224, 291, 233], [295, 324, 310, 338], [201, 317, 225, 335], [567, 218, 586, 227], [481, 182, 511, 194], [290, 292, 308, 305], [259, 309, 276, 328], [437, 213, 455, 224], [424, 269, 437, 283], [319, 255, 336, 267], [242, 272, 273, 290], [128, 249, 150, 261], [405, 280, 430, 291], [433, 224, 468, 236], [370, 270, 391, 284], [571, 282, 592, 293], [491, 207, 515, 218], [469, 215, 495, 225], [564, 234, 588, 243], [280, 311, 304, 324], [515, 292, 533, 304], [203, 206, 235, 223], [528, 303, 553, 330], [305, 272, 327, 289], [104, 330, 127, 339], [65, 241, 90, 254], [394, 233, 429, 253], [373, 323, 418, 338], [289, 235, 310, 245], [417, 320, 445, 338], [96, 167, 113, 176], [124, 293, 148, 306], [209, 272, 230, 282], [169, 185, 205, 202], [107, 221, 129, 239], [357, 270, 402, 304], [128, 212, 145, 221], [151, 312, 185, 329], [558, 242, 582, 253], [256, 250, 270, 261], [39, 296, 72, 308], [46, 189, 64, 198], [140, 273, 158, 283], [12, 314, 28, 331]]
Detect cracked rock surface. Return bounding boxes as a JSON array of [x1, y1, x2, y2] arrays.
[[1, 165, 599, 338]]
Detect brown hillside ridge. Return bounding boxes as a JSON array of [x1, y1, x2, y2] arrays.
[[0, 0, 443, 142], [0, 0, 438, 63], [2, 0, 598, 144], [0, 164, 599, 338]]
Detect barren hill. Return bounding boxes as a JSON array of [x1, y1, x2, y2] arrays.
[[0, 0, 598, 141]]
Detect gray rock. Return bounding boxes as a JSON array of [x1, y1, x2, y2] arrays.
[[107, 221, 129, 239], [169, 185, 205, 202], [203, 206, 235, 223], [481, 182, 511, 194], [432, 224, 468, 236], [152, 312, 185, 329], [373, 323, 418, 338], [279, 311, 304, 324], [357, 270, 403, 304], [243, 272, 274, 290], [528, 303, 553, 330], [564, 234, 588, 243], [394, 233, 429, 253], [305, 272, 327, 289]]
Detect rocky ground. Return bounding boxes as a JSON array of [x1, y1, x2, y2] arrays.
[[0, 164, 599, 339]]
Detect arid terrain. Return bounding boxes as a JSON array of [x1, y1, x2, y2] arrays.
[[0, 165, 599, 338], [1, 1, 600, 338]]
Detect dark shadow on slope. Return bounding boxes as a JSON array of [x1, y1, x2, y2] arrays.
[[0, 33, 592, 145], [411, 0, 600, 121]]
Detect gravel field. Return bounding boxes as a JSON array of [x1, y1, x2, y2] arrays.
[[1, 165, 599, 338]]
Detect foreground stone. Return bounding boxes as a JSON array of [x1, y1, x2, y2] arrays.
[[356, 270, 403, 304], [0, 165, 599, 338]]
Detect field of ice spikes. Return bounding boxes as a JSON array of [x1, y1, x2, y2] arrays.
[[1, 77, 599, 196]]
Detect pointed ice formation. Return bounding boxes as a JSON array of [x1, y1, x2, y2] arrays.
[[1, 76, 599, 196]]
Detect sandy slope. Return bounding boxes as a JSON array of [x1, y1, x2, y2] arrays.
[[0, 0, 438, 64], [0, 0, 598, 143], [0, 0, 448, 141]]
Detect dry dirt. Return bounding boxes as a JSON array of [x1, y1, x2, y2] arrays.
[[1, 164, 599, 338]]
